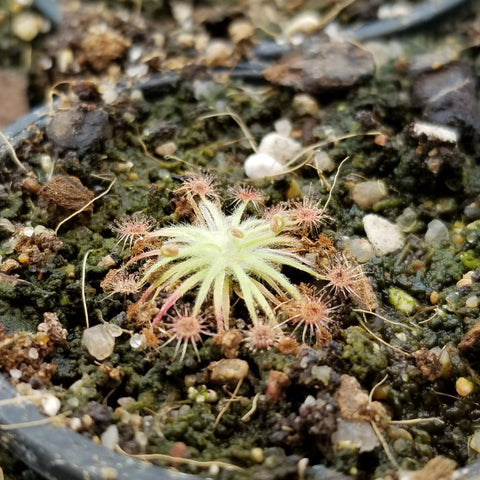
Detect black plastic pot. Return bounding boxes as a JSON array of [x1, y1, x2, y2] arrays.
[[0, 374, 192, 480]]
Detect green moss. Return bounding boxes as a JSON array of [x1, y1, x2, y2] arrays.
[[425, 247, 466, 291], [341, 326, 388, 381]]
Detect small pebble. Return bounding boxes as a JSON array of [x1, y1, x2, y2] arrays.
[[244, 152, 285, 179], [411, 121, 458, 144], [82, 324, 116, 360], [56, 48, 74, 73], [456, 377, 474, 397], [228, 18, 254, 44], [100, 467, 118, 480], [12, 12, 46, 41], [97, 255, 116, 268], [466, 295, 479, 308], [292, 93, 319, 117], [130, 332, 146, 349], [251, 447, 264, 463], [351, 180, 387, 211], [155, 141, 177, 157], [363, 214, 404, 255], [41, 394, 61, 416], [430, 291, 439, 304], [470, 431, 480, 454], [204, 40, 232, 66], [0, 218, 15, 235], [347, 238, 374, 263], [101, 424, 119, 450], [388, 287, 417, 314], [28, 347, 39, 359], [425, 219, 450, 246], [208, 359, 249, 385], [258, 132, 301, 165], [396, 207, 418, 232], [9, 369, 22, 379], [69, 417, 82, 431], [311, 150, 335, 172], [285, 11, 322, 38]]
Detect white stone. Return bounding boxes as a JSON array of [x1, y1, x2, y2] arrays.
[[258, 132, 301, 165], [101, 424, 119, 450], [351, 180, 387, 211], [311, 150, 335, 172], [347, 238, 375, 263], [82, 324, 115, 360], [204, 40, 233, 66], [39, 154, 53, 172], [12, 12, 45, 42], [171, 1, 193, 27], [135, 431, 148, 450], [425, 219, 450, 246], [130, 332, 146, 349], [41, 394, 61, 417], [106, 323, 123, 338], [244, 152, 285, 179], [126, 63, 149, 79], [292, 94, 319, 117], [274, 118, 292, 137], [396, 207, 418, 232], [101, 85, 119, 104], [285, 11, 322, 38], [363, 214, 405, 256], [333, 419, 380, 452], [412, 122, 458, 143], [9, 369, 22, 379], [378, 3, 412, 19], [28, 347, 39, 359]]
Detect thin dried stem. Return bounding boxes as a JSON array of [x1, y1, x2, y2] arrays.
[[201, 110, 258, 152], [368, 374, 388, 405], [370, 420, 399, 469], [214, 378, 243, 430], [358, 314, 411, 356], [81, 249, 93, 328], [115, 445, 245, 472], [54, 177, 116, 235], [0, 130, 27, 172]]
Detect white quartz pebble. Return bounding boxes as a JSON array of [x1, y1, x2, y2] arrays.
[[363, 214, 404, 256]]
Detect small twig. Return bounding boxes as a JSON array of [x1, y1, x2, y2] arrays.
[[214, 378, 243, 430], [54, 177, 116, 235], [368, 374, 388, 405], [354, 308, 419, 333], [0, 417, 57, 430], [201, 110, 258, 152], [320, 156, 349, 215], [241, 392, 260, 422], [370, 420, 399, 469], [0, 393, 54, 407], [115, 445, 245, 472], [81, 249, 93, 328], [0, 130, 27, 172], [388, 417, 444, 426], [282, 131, 381, 176], [358, 313, 411, 356]]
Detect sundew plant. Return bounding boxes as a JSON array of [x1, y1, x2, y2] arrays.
[[123, 175, 322, 333], [106, 173, 363, 356]]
